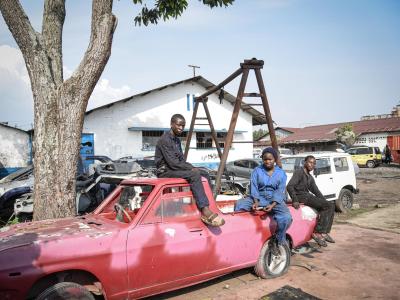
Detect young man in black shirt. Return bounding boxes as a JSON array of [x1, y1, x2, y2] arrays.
[[155, 114, 225, 227], [286, 155, 335, 247]]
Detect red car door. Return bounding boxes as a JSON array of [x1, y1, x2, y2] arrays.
[[126, 185, 210, 294]]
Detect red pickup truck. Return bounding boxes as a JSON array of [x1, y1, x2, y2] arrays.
[[0, 177, 317, 300]]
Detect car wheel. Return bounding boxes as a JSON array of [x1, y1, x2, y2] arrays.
[[36, 282, 95, 300], [335, 188, 353, 213], [254, 239, 291, 279], [366, 160, 375, 168]]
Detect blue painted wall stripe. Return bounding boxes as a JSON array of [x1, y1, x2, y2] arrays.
[[186, 94, 190, 111]]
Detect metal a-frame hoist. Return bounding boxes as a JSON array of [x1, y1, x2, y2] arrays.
[[184, 58, 279, 195]]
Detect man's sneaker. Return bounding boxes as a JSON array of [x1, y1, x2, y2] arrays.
[[312, 233, 327, 247], [323, 233, 335, 243]]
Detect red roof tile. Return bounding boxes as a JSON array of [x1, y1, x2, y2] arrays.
[[280, 117, 400, 144]]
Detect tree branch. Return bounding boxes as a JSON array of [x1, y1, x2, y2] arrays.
[[42, 0, 65, 86], [68, 0, 116, 101], [0, 0, 37, 62]]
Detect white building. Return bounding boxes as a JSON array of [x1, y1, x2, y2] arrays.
[[83, 76, 266, 169], [0, 123, 31, 178]]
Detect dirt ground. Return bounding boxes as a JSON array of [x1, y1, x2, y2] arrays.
[[147, 166, 400, 300], [352, 165, 400, 208]]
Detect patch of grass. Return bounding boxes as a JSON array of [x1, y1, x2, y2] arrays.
[[334, 207, 377, 223], [0, 215, 20, 229]]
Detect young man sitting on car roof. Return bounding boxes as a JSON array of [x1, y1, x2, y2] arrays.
[[286, 155, 335, 247], [155, 114, 225, 227]]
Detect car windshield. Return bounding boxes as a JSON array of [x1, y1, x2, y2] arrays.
[[281, 157, 302, 173], [99, 184, 155, 214]]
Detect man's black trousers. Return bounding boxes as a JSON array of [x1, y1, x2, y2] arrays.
[[158, 169, 210, 209], [299, 193, 335, 233]]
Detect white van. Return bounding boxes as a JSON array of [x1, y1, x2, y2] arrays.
[[281, 152, 359, 212]]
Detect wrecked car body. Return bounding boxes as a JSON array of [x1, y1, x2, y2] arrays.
[[0, 166, 33, 223], [0, 177, 316, 299]]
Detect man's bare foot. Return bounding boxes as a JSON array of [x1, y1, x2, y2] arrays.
[[201, 206, 213, 218], [201, 206, 225, 226]]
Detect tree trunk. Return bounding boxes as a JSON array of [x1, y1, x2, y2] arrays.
[[1, 0, 116, 221]]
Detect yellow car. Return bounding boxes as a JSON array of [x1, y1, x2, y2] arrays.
[[346, 146, 382, 168]]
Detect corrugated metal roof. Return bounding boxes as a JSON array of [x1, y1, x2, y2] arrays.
[[85, 76, 267, 125], [280, 117, 400, 144], [0, 122, 28, 134]]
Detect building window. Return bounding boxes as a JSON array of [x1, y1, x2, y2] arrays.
[[217, 132, 226, 148], [142, 130, 187, 151], [142, 130, 163, 151], [196, 132, 212, 149], [196, 132, 226, 149]]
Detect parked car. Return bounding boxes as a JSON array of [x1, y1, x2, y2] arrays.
[[346, 146, 382, 168], [0, 156, 108, 223], [225, 158, 262, 178], [0, 166, 33, 223], [0, 177, 317, 300], [281, 152, 359, 212], [84, 155, 113, 163], [113, 156, 156, 172]]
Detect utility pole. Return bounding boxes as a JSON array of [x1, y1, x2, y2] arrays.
[[188, 65, 200, 77]]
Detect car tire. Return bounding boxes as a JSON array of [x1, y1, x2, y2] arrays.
[[36, 282, 95, 300], [254, 239, 291, 279], [366, 160, 375, 168], [335, 188, 353, 213]]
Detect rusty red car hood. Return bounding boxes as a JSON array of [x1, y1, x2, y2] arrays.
[[0, 215, 120, 252]]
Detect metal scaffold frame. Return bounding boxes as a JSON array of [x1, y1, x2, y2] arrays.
[[184, 58, 279, 194]]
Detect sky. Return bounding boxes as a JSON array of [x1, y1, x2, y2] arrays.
[[0, 0, 399, 130]]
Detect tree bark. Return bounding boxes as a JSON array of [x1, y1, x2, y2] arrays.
[[0, 0, 116, 220]]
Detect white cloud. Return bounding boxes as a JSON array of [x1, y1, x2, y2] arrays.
[[0, 44, 30, 86], [87, 79, 132, 110], [0, 45, 33, 128], [63, 65, 73, 79]]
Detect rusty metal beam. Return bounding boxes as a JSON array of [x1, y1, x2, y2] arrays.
[[202, 101, 223, 160], [243, 93, 261, 97], [184, 99, 200, 160], [241, 59, 264, 69], [254, 68, 281, 167], [195, 68, 243, 101], [215, 69, 250, 194]]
